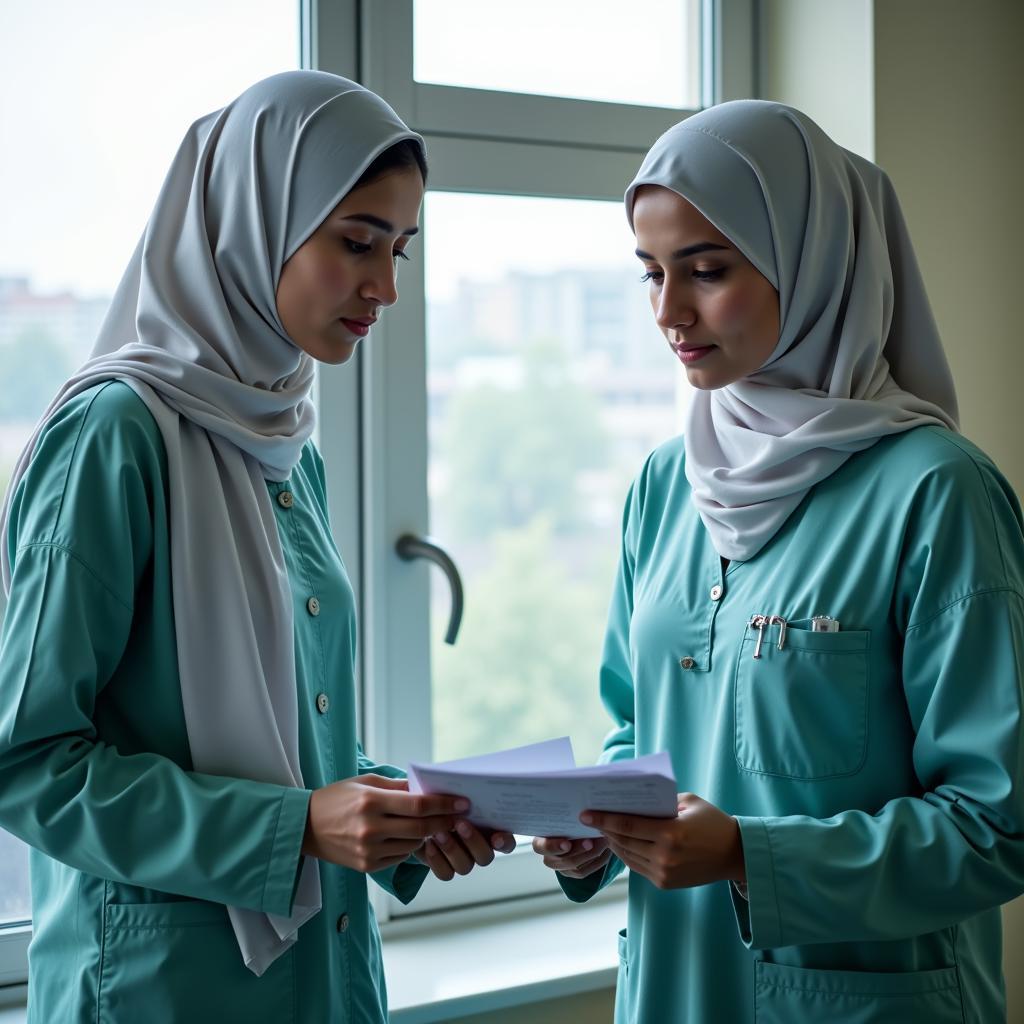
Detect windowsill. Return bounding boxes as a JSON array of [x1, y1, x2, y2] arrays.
[[382, 886, 625, 1023], [0, 985, 27, 1023], [0, 889, 626, 1024]]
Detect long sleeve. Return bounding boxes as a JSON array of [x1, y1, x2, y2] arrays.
[[355, 744, 429, 903], [0, 385, 309, 917], [733, 439, 1024, 949]]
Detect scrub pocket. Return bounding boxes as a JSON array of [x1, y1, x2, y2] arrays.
[[734, 621, 870, 780], [753, 960, 965, 1023], [98, 898, 294, 1024]]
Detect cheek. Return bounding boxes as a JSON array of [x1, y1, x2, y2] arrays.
[[709, 282, 778, 342], [313, 255, 352, 296]]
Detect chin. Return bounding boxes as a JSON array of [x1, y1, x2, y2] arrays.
[[303, 336, 358, 365], [685, 370, 732, 391]]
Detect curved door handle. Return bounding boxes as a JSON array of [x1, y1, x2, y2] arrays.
[[394, 534, 464, 645]]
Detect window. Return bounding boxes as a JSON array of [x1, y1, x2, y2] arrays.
[[348, 0, 755, 918], [424, 192, 688, 768], [0, 0, 298, 984], [413, 0, 701, 108], [0, 2, 756, 974]]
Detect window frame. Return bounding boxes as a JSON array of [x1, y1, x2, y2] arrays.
[[0, 0, 756, 979], [348, 0, 755, 921]]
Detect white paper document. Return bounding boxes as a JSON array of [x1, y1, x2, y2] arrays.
[[408, 738, 678, 839]]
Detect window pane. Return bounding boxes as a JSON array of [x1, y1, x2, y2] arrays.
[[414, 0, 702, 109], [425, 193, 690, 766], [0, 0, 298, 932]]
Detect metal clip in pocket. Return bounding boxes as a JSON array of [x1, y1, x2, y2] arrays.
[[768, 615, 788, 651], [749, 615, 768, 659]]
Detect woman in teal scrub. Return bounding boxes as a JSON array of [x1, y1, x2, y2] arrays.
[[534, 100, 1024, 1023], [0, 71, 510, 1023]]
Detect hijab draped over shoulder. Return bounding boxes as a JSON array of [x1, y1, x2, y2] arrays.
[[625, 100, 958, 562], [0, 70, 425, 975]]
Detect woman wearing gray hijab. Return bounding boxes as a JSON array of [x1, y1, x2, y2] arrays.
[[0, 70, 511, 1023], [535, 101, 1024, 1023]]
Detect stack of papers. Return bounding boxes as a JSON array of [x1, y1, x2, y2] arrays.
[[408, 737, 677, 839]]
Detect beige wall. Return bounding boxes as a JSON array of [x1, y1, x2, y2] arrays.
[[761, 1, 1024, 1020], [759, 0, 875, 158], [872, 6, 1024, 1011], [873, 0, 1024, 495]]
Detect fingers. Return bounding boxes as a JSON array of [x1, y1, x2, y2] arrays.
[[489, 831, 517, 854], [379, 813, 465, 840], [565, 848, 612, 879], [581, 810, 658, 839], [372, 786, 471, 819], [606, 837, 652, 874], [418, 838, 455, 881], [535, 837, 612, 880], [430, 830, 476, 875], [357, 774, 410, 791], [532, 836, 610, 874], [452, 821, 497, 866]]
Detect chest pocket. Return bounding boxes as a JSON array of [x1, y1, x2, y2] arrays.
[[734, 621, 870, 780]]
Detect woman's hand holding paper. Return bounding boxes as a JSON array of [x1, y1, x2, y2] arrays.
[[580, 793, 745, 890], [415, 822, 516, 881], [532, 836, 612, 879], [302, 774, 471, 873]]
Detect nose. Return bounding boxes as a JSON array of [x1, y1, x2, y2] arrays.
[[654, 280, 695, 336], [361, 255, 399, 308]]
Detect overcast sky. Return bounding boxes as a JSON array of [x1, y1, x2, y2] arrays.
[[0, 0, 694, 300]]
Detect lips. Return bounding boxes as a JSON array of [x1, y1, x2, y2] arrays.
[[338, 315, 377, 338], [671, 342, 715, 365]]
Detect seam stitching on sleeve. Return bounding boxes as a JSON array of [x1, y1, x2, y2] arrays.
[[15, 541, 133, 612], [763, 819, 785, 948], [46, 382, 118, 546], [929, 431, 1011, 581], [905, 586, 1023, 634], [262, 791, 287, 912]]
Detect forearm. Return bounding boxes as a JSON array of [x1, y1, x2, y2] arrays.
[[0, 739, 311, 916], [734, 795, 1024, 949]]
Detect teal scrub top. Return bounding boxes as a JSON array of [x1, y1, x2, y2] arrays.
[[0, 381, 428, 1023], [561, 426, 1024, 1024]]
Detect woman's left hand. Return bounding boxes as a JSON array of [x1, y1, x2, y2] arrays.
[[414, 821, 516, 881], [581, 793, 746, 890]]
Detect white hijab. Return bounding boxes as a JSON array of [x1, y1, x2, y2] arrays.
[[625, 100, 959, 562], [0, 70, 424, 975]]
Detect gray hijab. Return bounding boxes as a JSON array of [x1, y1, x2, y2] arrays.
[[0, 70, 424, 975], [625, 100, 959, 562]]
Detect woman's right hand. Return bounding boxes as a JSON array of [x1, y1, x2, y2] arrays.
[[532, 836, 611, 879], [302, 774, 468, 873]]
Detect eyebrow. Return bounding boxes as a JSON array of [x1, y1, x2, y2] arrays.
[[340, 213, 419, 236], [634, 241, 730, 261]]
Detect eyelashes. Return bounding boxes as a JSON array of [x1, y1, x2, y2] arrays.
[[344, 238, 411, 261], [640, 267, 726, 284]]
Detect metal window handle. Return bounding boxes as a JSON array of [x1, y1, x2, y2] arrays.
[[394, 533, 464, 645]]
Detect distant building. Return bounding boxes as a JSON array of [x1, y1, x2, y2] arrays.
[[427, 265, 688, 478], [0, 276, 109, 367]]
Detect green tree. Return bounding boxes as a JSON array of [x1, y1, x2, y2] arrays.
[[0, 328, 72, 423], [432, 516, 617, 767], [439, 339, 608, 540]]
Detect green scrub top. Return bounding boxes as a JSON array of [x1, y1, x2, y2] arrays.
[[0, 381, 428, 1023], [561, 425, 1024, 1024]]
